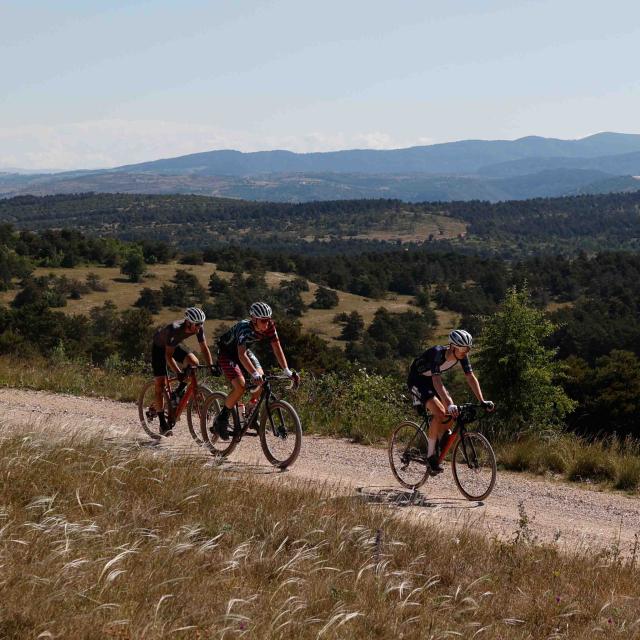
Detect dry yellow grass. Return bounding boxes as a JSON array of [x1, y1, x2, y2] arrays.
[[2, 431, 640, 639]]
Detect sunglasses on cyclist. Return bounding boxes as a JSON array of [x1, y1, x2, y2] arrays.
[[453, 345, 471, 354]]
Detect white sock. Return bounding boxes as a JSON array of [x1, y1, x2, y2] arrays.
[[427, 438, 436, 457]]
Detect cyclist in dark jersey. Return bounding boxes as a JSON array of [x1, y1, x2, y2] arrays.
[[151, 307, 215, 436], [408, 329, 494, 473], [212, 301, 298, 440]]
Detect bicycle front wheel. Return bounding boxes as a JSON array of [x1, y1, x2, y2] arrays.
[[259, 400, 302, 469], [388, 421, 430, 490], [452, 432, 497, 501], [200, 392, 240, 458], [138, 378, 174, 440], [187, 384, 213, 446]]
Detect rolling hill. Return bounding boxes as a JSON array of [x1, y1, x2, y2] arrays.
[[2, 132, 640, 202]]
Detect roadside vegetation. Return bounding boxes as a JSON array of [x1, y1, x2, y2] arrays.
[[1, 431, 640, 639]]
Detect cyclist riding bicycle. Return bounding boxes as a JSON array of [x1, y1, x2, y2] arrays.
[[213, 301, 299, 441], [151, 306, 216, 436], [407, 329, 494, 474]]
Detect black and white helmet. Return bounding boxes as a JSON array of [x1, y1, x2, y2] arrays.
[[185, 307, 206, 324], [449, 329, 473, 348], [249, 301, 272, 319]]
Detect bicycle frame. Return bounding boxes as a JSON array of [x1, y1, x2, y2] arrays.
[[229, 375, 286, 440], [416, 403, 485, 464], [166, 365, 206, 423]]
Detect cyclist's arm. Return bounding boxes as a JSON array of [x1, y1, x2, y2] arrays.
[[465, 372, 485, 403], [270, 338, 289, 371], [432, 375, 454, 407], [164, 346, 182, 375], [238, 344, 260, 376], [198, 339, 214, 367]]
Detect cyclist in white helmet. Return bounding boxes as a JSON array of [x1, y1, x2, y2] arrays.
[[407, 329, 494, 474], [213, 301, 298, 440], [151, 307, 215, 436]]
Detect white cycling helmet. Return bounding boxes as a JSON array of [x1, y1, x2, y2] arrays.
[[249, 301, 272, 319], [185, 307, 206, 324], [449, 329, 473, 348]]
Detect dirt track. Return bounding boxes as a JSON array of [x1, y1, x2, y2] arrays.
[[2, 387, 640, 555]]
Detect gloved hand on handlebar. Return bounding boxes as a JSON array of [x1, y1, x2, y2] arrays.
[[447, 404, 459, 418], [481, 400, 495, 412], [286, 369, 301, 389], [251, 370, 263, 383]]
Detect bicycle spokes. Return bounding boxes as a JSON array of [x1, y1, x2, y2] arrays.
[[452, 432, 497, 501], [259, 401, 302, 468], [388, 421, 430, 490]]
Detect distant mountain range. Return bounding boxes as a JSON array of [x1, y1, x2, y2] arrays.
[[3, 132, 640, 202]]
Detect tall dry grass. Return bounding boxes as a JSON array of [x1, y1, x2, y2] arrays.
[[1, 430, 640, 639], [498, 435, 640, 493], [0, 354, 146, 402]]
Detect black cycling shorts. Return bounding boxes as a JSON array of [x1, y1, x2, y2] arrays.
[[151, 343, 191, 377], [407, 373, 440, 405]]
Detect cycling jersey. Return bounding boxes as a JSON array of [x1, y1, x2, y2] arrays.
[[153, 319, 205, 348], [408, 345, 473, 404], [410, 345, 472, 377], [217, 319, 278, 356]]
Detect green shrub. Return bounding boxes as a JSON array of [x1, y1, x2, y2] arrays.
[[297, 367, 405, 443]]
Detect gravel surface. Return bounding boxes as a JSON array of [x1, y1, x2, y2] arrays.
[[2, 387, 640, 555]]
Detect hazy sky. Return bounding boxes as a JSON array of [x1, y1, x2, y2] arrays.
[[2, 0, 639, 170]]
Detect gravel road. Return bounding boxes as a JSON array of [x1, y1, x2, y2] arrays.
[[2, 387, 640, 555]]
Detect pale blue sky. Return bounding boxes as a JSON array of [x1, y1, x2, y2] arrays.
[[1, 0, 639, 170]]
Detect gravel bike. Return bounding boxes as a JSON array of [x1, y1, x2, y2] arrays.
[[200, 373, 302, 469], [138, 364, 214, 443], [388, 402, 497, 500]]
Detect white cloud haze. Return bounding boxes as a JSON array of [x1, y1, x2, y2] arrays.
[[0, 120, 435, 171]]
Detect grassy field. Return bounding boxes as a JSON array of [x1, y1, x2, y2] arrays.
[[0, 263, 416, 347], [1, 430, 639, 639], [305, 211, 467, 243]]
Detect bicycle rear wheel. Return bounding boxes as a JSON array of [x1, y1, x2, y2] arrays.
[[186, 384, 212, 446], [452, 432, 497, 501], [200, 392, 240, 457], [138, 378, 175, 439], [388, 421, 430, 490], [259, 400, 302, 469]]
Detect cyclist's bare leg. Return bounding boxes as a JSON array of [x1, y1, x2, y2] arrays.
[[154, 376, 167, 413], [185, 353, 199, 367], [426, 396, 449, 456], [225, 376, 246, 410], [248, 367, 264, 404]]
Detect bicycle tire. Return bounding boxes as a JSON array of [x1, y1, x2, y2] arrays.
[[200, 391, 240, 457], [388, 420, 430, 490], [186, 384, 213, 446], [138, 378, 175, 439], [259, 400, 302, 469], [452, 431, 497, 501]]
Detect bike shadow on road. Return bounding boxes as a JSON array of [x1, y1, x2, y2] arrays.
[[354, 485, 484, 510], [202, 459, 281, 476]]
